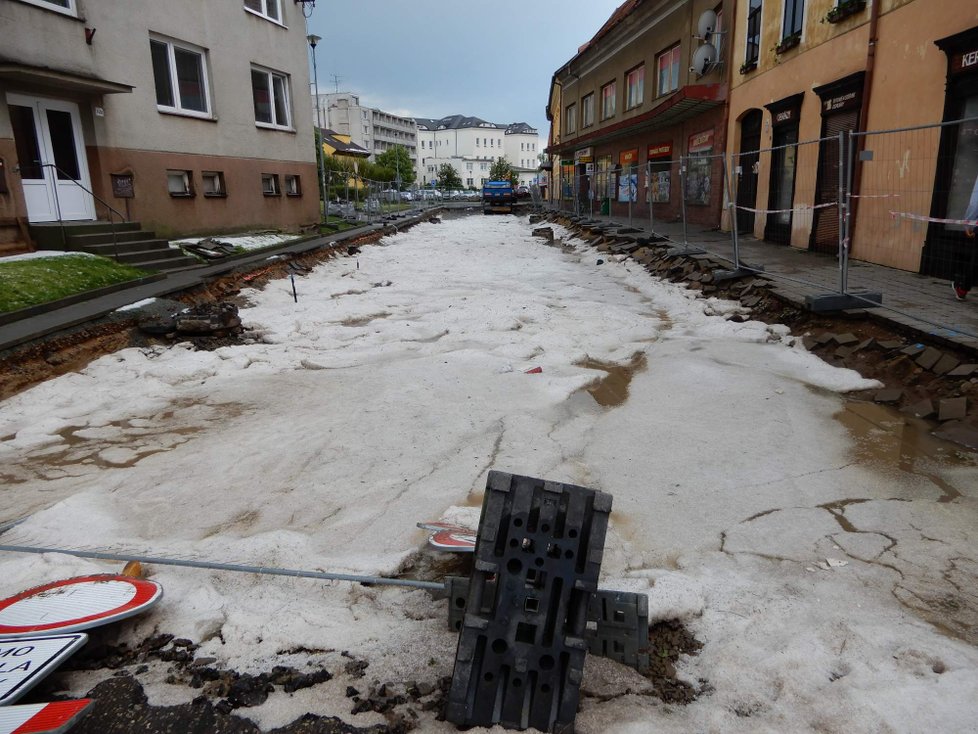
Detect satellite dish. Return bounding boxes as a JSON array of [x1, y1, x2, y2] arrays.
[[691, 43, 718, 76], [697, 9, 718, 39]]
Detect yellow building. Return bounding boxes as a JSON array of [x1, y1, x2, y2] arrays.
[[319, 128, 370, 190]]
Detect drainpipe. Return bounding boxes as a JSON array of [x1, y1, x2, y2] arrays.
[[849, 0, 882, 243]]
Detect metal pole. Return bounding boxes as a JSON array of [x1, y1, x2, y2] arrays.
[[307, 35, 326, 224], [0, 543, 445, 591], [679, 156, 689, 247], [648, 162, 654, 234], [842, 129, 856, 294], [837, 130, 846, 294], [725, 153, 741, 269]]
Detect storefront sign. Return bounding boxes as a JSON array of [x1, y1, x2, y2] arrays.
[[574, 147, 593, 164], [619, 148, 640, 166], [822, 91, 859, 114], [951, 47, 978, 75], [688, 129, 714, 154], [774, 108, 796, 124], [647, 143, 673, 160]]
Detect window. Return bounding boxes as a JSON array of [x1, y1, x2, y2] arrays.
[[201, 171, 226, 197], [582, 93, 594, 128], [243, 0, 281, 22], [19, 0, 75, 15], [745, 0, 762, 67], [167, 170, 193, 197], [251, 67, 291, 129], [285, 174, 301, 196], [782, 0, 804, 40], [626, 65, 645, 109], [565, 103, 577, 134], [601, 81, 616, 120], [150, 37, 210, 117], [656, 45, 681, 96], [476, 138, 480, 147], [261, 173, 280, 195]]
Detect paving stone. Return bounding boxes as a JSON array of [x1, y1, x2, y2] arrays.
[[815, 333, 836, 345], [932, 421, 978, 451], [938, 397, 968, 421], [834, 333, 859, 346], [877, 340, 905, 350], [901, 343, 926, 356], [915, 347, 943, 371], [947, 364, 978, 377], [873, 388, 904, 404], [854, 338, 875, 352], [802, 336, 818, 350], [932, 354, 960, 376], [903, 399, 935, 418]]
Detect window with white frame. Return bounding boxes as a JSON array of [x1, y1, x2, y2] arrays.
[[251, 66, 291, 129], [201, 171, 226, 197], [167, 170, 193, 197], [19, 0, 76, 15], [150, 37, 211, 117], [284, 174, 301, 196], [261, 173, 280, 195], [626, 65, 645, 109], [656, 44, 681, 96], [582, 93, 594, 128], [601, 81, 616, 120], [243, 0, 281, 23], [565, 103, 577, 134]]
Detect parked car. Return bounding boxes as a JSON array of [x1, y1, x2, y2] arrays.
[[516, 185, 530, 199], [399, 190, 414, 202]]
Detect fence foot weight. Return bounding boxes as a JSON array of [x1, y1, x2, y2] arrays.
[[714, 264, 764, 282], [805, 291, 883, 313], [668, 246, 706, 257]]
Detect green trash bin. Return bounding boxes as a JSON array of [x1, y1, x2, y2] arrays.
[[600, 197, 610, 215]]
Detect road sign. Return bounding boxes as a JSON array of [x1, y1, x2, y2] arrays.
[[427, 529, 476, 552], [0, 699, 92, 733], [0, 634, 88, 706], [0, 575, 162, 639]]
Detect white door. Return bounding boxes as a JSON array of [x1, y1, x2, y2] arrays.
[[7, 94, 96, 223]]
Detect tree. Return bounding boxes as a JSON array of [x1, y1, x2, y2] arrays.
[[374, 146, 416, 188], [489, 157, 518, 187], [437, 164, 463, 190]]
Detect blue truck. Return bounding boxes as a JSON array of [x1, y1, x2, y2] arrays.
[[482, 180, 515, 214]]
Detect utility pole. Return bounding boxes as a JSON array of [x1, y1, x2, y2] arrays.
[[307, 34, 326, 222]]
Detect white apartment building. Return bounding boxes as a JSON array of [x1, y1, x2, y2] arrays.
[[313, 92, 417, 167], [415, 116, 540, 188]]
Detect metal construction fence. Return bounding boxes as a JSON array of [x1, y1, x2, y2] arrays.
[[320, 171, 483, 225], [545, 117, 978, 342]]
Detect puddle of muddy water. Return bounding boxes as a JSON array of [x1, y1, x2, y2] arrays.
[[340, 312, 391, 327], [576, 353, 647, 407], [836, 401, 974, 503]]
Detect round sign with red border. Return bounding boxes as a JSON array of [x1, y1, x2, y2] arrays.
[[0, 575, 162, 638]]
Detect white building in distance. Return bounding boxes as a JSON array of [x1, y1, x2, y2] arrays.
[[313, 92, 417, 169], [415, 116, 540, 189]]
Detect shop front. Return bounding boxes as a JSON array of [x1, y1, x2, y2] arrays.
[[763, 94, 803, 245]]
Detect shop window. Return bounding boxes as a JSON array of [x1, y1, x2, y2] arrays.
[[945, 95, 978, 234], [167, 170, 194, 197], [601, 81, 616, 120], [657, 45, 681, 96], [150, 37, 211, 117], [581, 94, 594, 128], [261, 173, 280, 196], [201, 171, 226, 197], [285, 174, 302, 196], [626, 65, 645, 109], [565, 103, 577, 134]]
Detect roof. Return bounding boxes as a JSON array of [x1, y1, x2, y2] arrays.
[[556, 0, 641, 77], [415, 115, 536, 135], [319, 128, 370, 157]]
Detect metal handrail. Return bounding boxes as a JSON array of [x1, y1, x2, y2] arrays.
[[39, 162, 128, 258]]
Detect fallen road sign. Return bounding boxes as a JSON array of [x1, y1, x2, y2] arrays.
[[427, 529, 476, 552], [0, 699, 92, 733], [0, 634, 88, 706], [0, 575, 162, 639]]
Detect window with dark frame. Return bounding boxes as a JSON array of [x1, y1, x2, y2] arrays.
[[782, 0, 804, 40], [261, 173, 280, 196], [601, 81, 616, 120], [201, 171, 226, 197], [150, 37, 210, 116], [626, 65, 645, 109], [745, 0, 762, 67]]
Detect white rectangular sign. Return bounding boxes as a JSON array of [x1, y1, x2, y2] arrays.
[[0, 634, 87, 706]]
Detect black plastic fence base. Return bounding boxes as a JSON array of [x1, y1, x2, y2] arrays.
[[446, 470, 612, 733], [667, 246, 706, 256], [713, 263, 764, 282], [805, 290, 883, 312], [446, 579, 650, 674]]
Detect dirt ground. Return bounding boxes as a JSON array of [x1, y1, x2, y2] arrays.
[[2, 215, 976, 731]]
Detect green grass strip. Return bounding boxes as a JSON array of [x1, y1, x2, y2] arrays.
[[0, 254, 148, 313]]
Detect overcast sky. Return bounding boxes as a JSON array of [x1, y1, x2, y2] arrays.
[[304, 0, 625, 139]]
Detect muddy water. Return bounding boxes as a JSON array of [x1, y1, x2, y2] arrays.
[[576, 353, 648, 408]]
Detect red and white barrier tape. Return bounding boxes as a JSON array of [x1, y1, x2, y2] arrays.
[[735, 202, 837, 215], [889, 211, 978, 226]]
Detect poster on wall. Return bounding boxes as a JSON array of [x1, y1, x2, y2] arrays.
[[648, 171, 670, 203], [685, 129, 714, 206], [618, 149, 639, 203], [647, 142, 672, 204]]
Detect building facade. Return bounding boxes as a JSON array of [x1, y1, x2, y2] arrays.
[[314, 92, 418, 168], [0, 0, 318, 244], [415, 115, 540, 188], [727, 0, 978, 280], [547, 0, 731, 226]]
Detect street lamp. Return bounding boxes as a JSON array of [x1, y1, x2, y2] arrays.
[[307, 33, 327, 222]]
